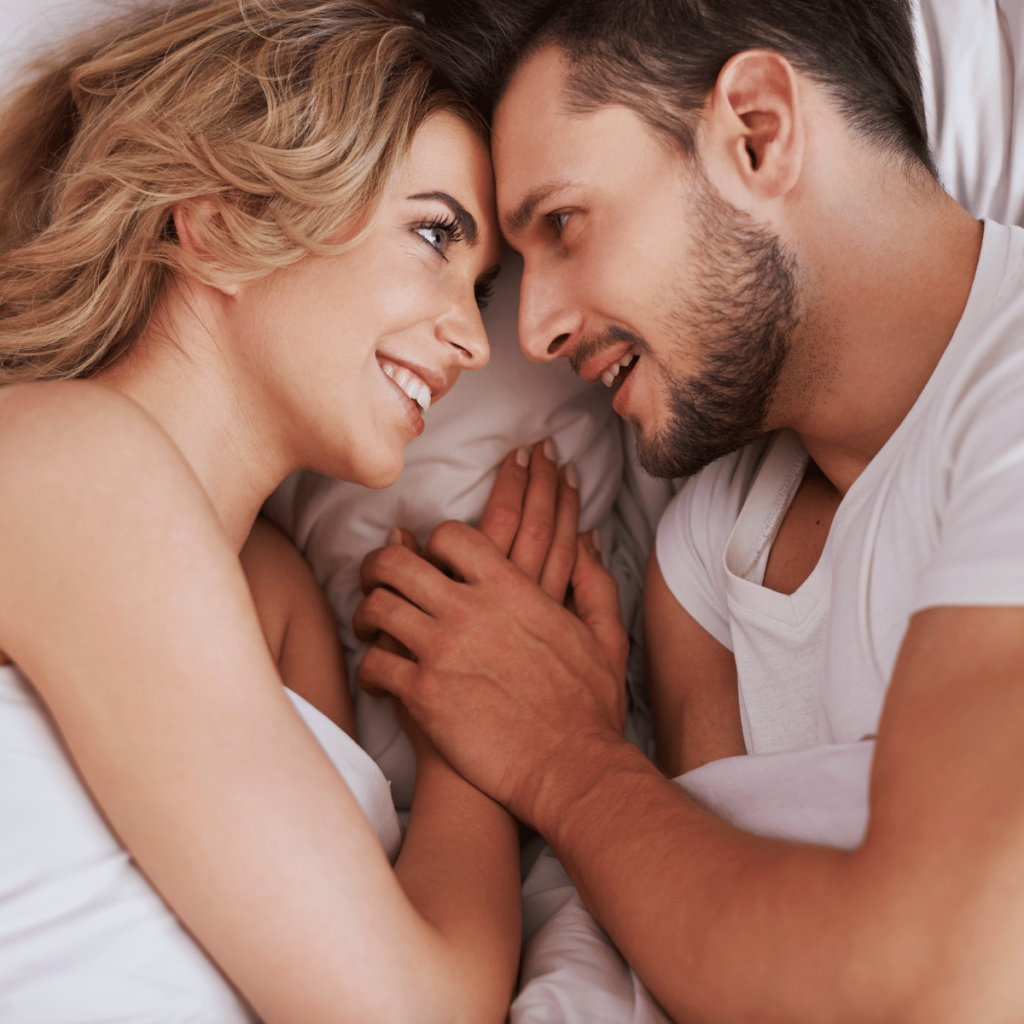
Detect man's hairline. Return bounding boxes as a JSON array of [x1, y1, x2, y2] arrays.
[[496, 38, 728, 169], [496, 38, 937, 198]]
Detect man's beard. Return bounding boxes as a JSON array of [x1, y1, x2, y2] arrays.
[[634, 167, 800, 479]]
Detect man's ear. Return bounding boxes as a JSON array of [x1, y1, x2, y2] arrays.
[[171, 199, 241, 298], [703, 49, 803, 203]]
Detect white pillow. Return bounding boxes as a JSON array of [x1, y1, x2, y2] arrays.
[[913, 0, 1024, 228], [264, 253, 623, 806]]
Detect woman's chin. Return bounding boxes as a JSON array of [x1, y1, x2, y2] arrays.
[[348, 451, 405, 490]]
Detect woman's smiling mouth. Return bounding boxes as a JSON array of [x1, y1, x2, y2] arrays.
[[380, 359, 433, 414]]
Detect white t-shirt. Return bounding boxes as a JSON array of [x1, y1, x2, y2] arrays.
[[656, 219, 1024, 757]]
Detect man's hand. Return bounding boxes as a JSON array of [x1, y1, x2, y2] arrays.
[[353, 443, 629, 827]]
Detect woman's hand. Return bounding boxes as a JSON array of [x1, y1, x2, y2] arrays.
[[359, 439, 582, 613], [476, 441, 581, 603]]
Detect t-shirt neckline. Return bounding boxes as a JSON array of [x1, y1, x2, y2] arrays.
[[721, 219, 1007, 621]]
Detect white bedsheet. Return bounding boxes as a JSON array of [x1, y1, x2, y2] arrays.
[[0, 664, 400, 1022], [515, 743, 872, 1022]]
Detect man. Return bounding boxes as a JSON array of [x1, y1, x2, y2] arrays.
[[356, 1, 1024, 1018]]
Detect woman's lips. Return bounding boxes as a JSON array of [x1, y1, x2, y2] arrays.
[[380, 359, 431, 413]]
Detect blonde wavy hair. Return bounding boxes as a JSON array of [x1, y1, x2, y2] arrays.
[[0, 0, 485, 383]]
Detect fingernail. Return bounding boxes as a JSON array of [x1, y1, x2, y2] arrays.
[[515, 447, 529, 468], [543, 438, 556, 462], [565, 463, 579, 489], [389, 527, 403, 546], [590, 528, 601, 553]]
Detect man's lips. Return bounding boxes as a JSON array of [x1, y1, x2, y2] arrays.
[[581, 344, 641, 386]]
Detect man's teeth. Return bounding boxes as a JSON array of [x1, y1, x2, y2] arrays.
[[601, 346, 641, 388], [381, 361, 431, 413]]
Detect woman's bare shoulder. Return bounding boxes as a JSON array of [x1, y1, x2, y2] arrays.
[[0, 381, 225, 664], [0, 380, 185, 480], [0, 380, 209, 534]]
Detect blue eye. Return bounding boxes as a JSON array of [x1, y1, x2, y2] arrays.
[[415, 224, 449, 252], [414, 215, 463, 261]]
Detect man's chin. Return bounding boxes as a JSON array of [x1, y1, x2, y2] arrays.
[[632, 418, 760, 480]]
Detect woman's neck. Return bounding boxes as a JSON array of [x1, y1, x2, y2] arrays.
[[94, 280, 294, 552]]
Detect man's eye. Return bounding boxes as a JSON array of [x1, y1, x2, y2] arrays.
[[551, 211, 571, 233]]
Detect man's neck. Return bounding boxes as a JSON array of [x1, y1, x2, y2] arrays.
[[776, 184, 984, 495]]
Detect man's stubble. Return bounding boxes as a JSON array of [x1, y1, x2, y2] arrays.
[[635, 164, 801, 479]]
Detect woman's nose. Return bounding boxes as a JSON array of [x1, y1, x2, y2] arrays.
[[440, 300, 490, 370]]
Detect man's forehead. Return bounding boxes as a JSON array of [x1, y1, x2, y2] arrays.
[[493, 48, 607, 220], [497, 45, 569, 125], [493, 53, 677, 234], [492, 46, 572, 174]]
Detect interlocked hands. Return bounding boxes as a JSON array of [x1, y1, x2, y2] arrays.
[[354, 442, 628, 829]]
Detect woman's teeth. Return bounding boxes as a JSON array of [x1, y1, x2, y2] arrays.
[[381, 361, 431, 414], [601, 346, 641, 388]]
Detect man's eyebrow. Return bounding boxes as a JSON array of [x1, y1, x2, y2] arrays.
[[503, 181, 574, 236], [409, 191, 477, 245]]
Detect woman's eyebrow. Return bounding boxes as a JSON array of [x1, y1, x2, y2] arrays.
[[409, 191, 478, 244]]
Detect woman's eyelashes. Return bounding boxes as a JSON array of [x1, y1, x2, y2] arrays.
[[413, 214, 464, 261], [474, 279, 495, 311]]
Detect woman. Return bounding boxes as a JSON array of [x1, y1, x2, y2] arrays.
[[0, 0, 522, 1019]]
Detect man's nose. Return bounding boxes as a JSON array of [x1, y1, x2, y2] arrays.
[[517, 261, 583, 362]]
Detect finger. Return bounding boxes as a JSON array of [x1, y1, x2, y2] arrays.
[[477, 447, 530, 556], [359, 529, 420, 597], [426, 519, 508, 586], [376, 630, 415, 663], [571, 532, 629, 670], [538, 463, 581, 602], [357, 644, 419, 700], [389, 526, 420, 555], [509, 438, 559, 582], [358, 543, 452, 613], [359, 545, 388, 597], [353, 584, 434, 650]]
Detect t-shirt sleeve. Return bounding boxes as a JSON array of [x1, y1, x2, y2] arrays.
[[655, 452, 747, 652], [912, 344, 1024, 611]]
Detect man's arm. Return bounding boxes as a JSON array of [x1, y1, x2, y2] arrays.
[[647, 461, 840, 776], [357, 525, 1024, 1022], [546, 602, 1024, 1022], [645, 550, 745, 776]]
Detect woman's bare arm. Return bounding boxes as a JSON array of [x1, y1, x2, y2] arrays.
[[241, 517, 357, 736], [242, 515, 520, 1019], [0, 382, 515, 1024]]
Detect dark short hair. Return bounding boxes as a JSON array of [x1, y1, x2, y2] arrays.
[[413, 0, 935, 177]]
